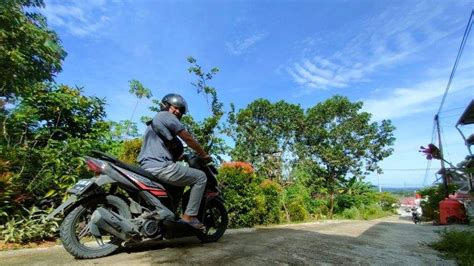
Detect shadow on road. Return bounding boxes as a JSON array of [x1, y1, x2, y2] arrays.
[[122, 236, 201, 254], [2, 217, 469, 265], [102, 218, 461, 265]]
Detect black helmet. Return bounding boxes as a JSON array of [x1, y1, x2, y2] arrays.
[[160, 93, 188, 114]]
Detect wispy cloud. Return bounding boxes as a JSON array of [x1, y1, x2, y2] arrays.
[[362, 75, 474, 121], [226, 33, 266, 55], [288, 2, 466, 93], [41, 0, 115, 37]]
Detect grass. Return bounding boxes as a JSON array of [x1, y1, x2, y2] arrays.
[[430, 229, 474, 266], [337, 204, 394, 220], [0, 240, 60, 251]]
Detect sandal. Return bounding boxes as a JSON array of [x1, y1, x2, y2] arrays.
[[178, 217, 205, 230]]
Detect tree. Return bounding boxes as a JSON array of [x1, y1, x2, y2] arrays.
[[127, 79, 152, 135], [147, 57, 227, 160], [227, 99, 304, 180], [2, 83, 107, 146], [182, 56, 226, 158], [0, 0, 66, 101], [0, 83, 110, 219], [101, 120, 140, 158], [296, 95, 395, 218]]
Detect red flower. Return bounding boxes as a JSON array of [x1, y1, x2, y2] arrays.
[[221, 161, 254, 174]]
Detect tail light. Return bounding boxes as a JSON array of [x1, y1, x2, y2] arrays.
[[86, 157, 106, 174]]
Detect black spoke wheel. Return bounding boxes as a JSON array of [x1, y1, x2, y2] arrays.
[[60, 195, 131, 259], [197, 200, 228, 243]]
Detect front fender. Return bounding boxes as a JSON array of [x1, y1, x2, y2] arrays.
[[205, 189, 225, 205], [182, 190, 225, 216]]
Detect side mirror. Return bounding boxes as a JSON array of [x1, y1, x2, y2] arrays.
[[419, 144, 442, 160]]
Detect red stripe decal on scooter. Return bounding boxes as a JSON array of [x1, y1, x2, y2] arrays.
[[120, 170, 168, 197], [149, 189, 168, 197], [206, 192, 218, 197]]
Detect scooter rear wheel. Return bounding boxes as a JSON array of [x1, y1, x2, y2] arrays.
[[60, 195, 131, 259]]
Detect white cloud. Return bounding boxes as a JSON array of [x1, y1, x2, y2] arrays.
[[42, 0, 113, 37], [362, 76, 474, 121], [288, 2, 467, 93], [226, 33, 266, 55]]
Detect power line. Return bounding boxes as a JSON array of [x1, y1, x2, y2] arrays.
[[430, 119, 436, 144], [382, 168, 439, 171], [436, 10, 473, 115], [440, 106, 466, 113], [439, 113, 465, 119], [429, 10, 473, 192], [440, 123, 453, 162], [423, 159, 431, 186]]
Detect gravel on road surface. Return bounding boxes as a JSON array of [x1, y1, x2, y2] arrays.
[[1, 215, 469, 265]]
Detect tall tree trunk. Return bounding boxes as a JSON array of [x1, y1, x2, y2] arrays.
[[282, 202, 291, 222], [126, 99, 140, 137], [329, 191, 334, 219], [328, 173, 336, 219]]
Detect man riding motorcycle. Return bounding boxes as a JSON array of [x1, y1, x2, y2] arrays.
[[47, 93, 227, 259], [137, 93, 210, 229]]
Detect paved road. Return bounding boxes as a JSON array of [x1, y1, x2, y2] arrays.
[[0, 216, 463, 265]]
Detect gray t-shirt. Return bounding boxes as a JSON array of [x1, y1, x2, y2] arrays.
[[137, 111, 185, 169]]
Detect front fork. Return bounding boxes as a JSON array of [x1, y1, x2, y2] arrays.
[[180, 189, 223, 219]]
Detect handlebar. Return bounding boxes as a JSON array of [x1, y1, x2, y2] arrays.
[[183, 153, 213, 168]]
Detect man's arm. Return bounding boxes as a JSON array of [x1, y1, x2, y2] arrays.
[[177, 130, 210, 159]]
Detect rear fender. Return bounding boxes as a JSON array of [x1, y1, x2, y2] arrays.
[[95, 174, 117, 186], [46, 175, 119, 220], [49, 193, 131, 220]]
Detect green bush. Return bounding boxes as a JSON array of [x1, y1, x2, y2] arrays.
[[375, 192, 398, 212], [341, 206, 361, 219], [217, 165, 261, 228], [430, 229, 474, 266], [361, 203, 385, 220], [0, 160, 21, 222], [0, 207, 60, 243], [1, 84, 111, 223], [335, 192, 376, 213], [287, 200, 309, 221], [418, 184, 457, 221], [338, 203, 387, 220], [334, 189, 397, 219], [310, 201, 329, 220], [119, 138, 143, 165], [258, 179, 283, 225], [283, 183, 313, 222], [335, 194, 361, 212]]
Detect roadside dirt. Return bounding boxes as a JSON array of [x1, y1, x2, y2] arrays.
[[1, 215, 470, 265]]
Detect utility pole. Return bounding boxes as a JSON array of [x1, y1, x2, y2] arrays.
[[377, 173, 382, 192], [435, 115, 449, 198]]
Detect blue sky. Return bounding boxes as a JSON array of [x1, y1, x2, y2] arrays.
[[38, 0, 474, 187]]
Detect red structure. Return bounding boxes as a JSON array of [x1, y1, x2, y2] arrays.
[[439, 198, 468, 225]]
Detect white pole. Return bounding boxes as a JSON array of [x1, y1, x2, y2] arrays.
[[377, 173, 382, 192]]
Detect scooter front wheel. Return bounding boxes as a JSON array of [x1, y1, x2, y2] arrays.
[[197, 200, 228, 243]]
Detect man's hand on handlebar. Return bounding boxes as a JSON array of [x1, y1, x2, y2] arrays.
[[201, 154, 212, 164]]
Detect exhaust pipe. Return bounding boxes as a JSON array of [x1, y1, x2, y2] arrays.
[[90, 207, 139, 241]]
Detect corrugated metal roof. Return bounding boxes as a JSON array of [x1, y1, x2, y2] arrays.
[[457, 100, 474, 125]]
